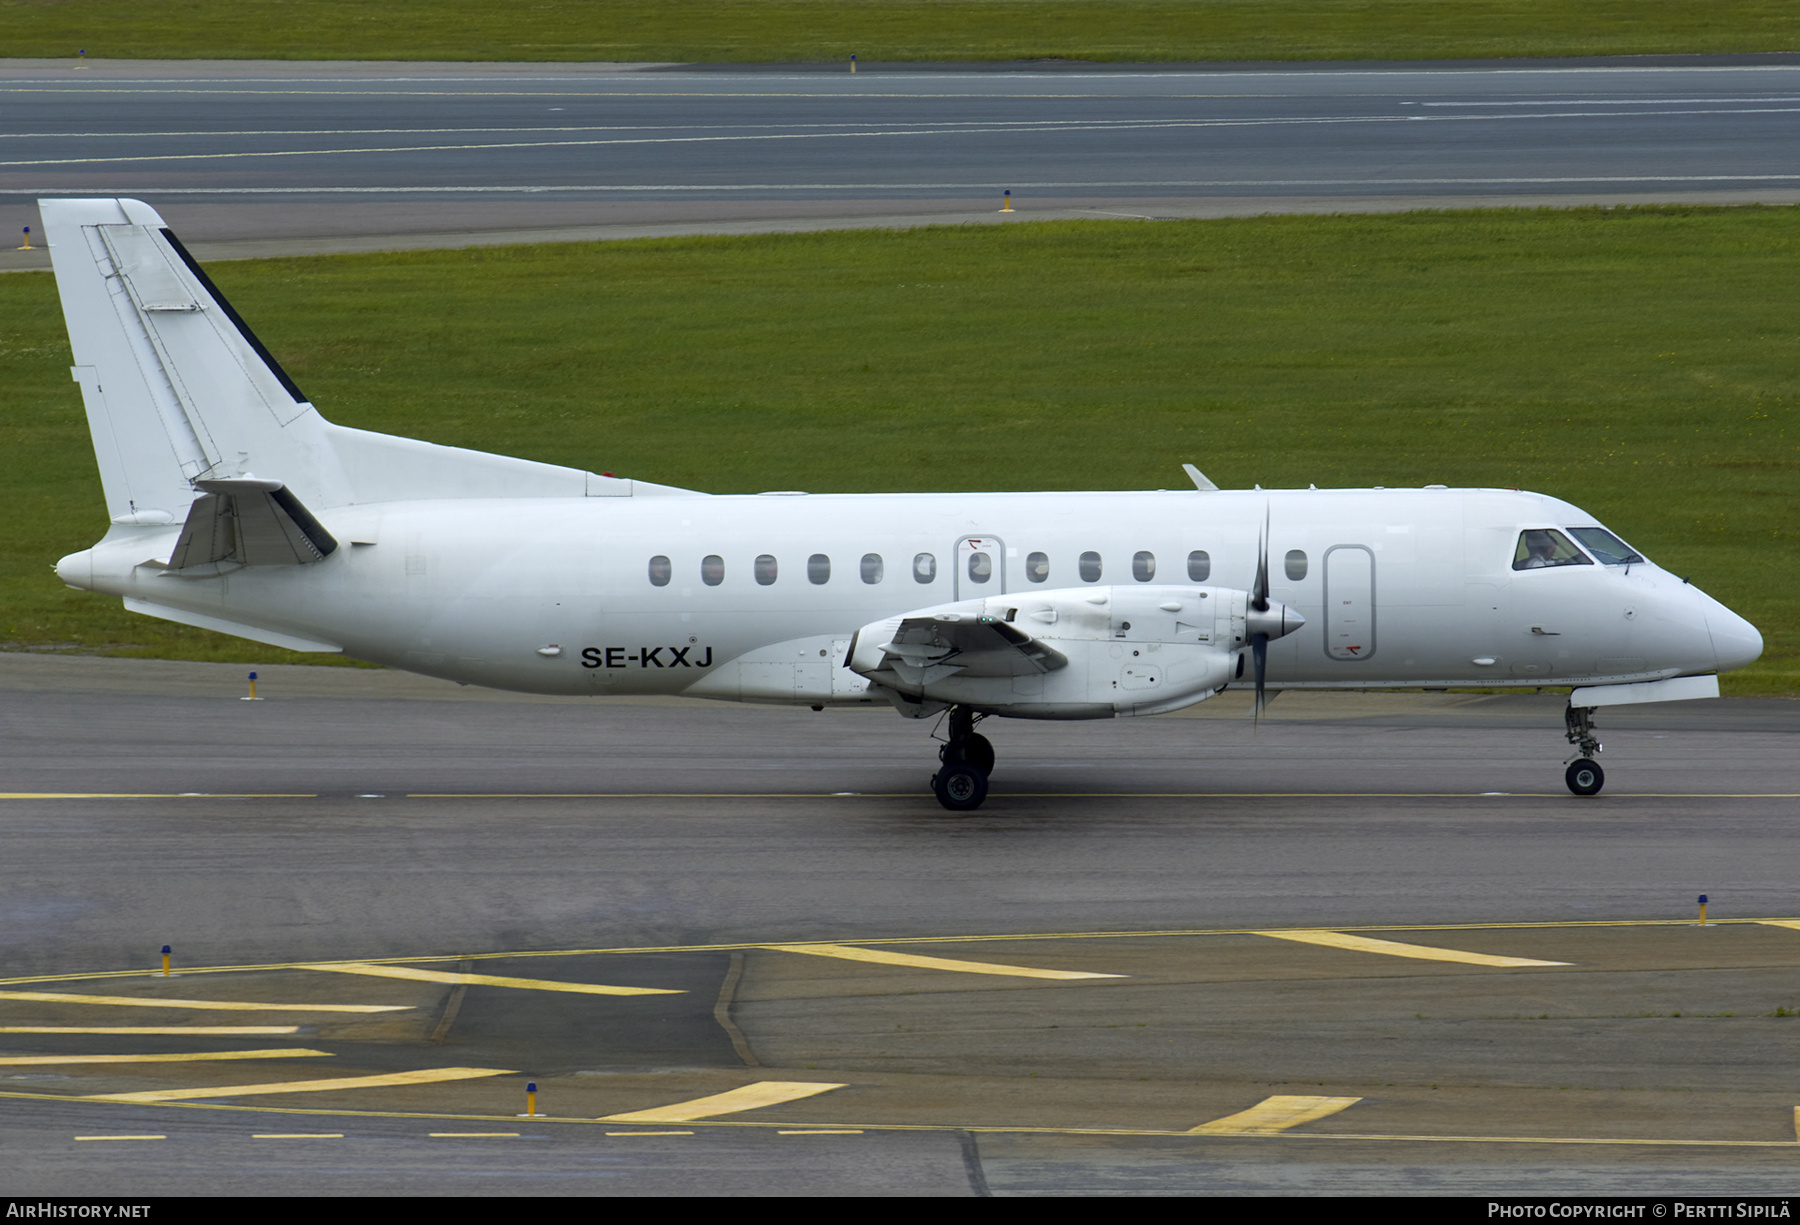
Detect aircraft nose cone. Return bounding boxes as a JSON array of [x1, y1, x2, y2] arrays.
[[1708, 605, 1763, 673]]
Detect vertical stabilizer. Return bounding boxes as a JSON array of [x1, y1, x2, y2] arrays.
[[42, 198, 336, 527]]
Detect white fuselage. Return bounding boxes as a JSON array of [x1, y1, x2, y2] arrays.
[[62, 485, 1760, 711]]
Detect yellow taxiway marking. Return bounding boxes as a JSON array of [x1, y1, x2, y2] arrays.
[[0, 1026, 301, 1035], [431, 1132, 519, 1138], [0, 793, 315, 799], [766, 943, 1123, 980], [779, 1129, 864, 1135], [598, 1081, 846, 1124], [75, 1135, 165, 1141], [86, 1066, 514, 1103], [607, 1130, 694, 1136], [16, 914, 1800, 987], [306, 962, 680, 997], [0, 1048, 330, 1066], [254, 1133, 342, 1139], [1191, 1095, 1364, 1134], [0, 990, 408, 1013], [1254, 929, 1571, 967]]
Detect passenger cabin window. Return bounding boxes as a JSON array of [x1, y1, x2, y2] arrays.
[[701, 555, 724, 586], [1026, 551, 1050, 583], [1079, 551, 1102, 582], [913, 553, 937, 583], [808, 553, 831, 585], [1284, 549, 1308, 581], [648, 555, 671, 587], [1132, 551, 1155, 582], [1568, 527, 1643, 567], [1513, 529, 1592, 571], [967, 551, 992, 584], [754, 554, 779, 585], [1187, 550, 1211, 582], [861, 553, 884, 584]]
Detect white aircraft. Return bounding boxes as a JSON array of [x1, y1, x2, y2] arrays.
[[41, 198, 1763, 809]]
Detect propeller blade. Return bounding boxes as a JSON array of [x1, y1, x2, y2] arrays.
[[1252, 505, 1270, 612], [1252, 632, 1269, 722]]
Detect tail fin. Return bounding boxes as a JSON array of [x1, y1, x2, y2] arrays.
[[43, 197, 336, 526], [42, 197, 698, 528]]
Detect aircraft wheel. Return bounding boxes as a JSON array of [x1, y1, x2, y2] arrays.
[[944, 733, 996, 776], [934, 763, 989, 812], [1565, 759, 1605, 796]]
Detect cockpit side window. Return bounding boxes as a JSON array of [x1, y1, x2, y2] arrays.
[[1513, 529, 1592, 571], [1568, 527, 1644, 566]]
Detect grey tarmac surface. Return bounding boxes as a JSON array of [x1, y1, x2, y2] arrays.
[[2, 653, 1798, 1195], [6, 55, 1800, 267]]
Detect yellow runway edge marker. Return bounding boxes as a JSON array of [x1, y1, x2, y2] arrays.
[[598, 1081, 845, 1123], [307, 962, 682, 996], [1255, 930, 1570, 967], [1191, 1095, 1363, 1134], [86, 1066, 515, 1103], [768, 943, 1122, 980]]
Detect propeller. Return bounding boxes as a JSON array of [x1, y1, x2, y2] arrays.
[[1245, 505, 1305, 722]]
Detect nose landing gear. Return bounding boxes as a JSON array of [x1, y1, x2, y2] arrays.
[[931, 705, 994, 811], [1564, 704, 1604, 796]]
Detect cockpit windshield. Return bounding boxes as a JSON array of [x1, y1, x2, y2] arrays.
[[1568, 527, 1644, 567], [1513, 529, 1592, 571]]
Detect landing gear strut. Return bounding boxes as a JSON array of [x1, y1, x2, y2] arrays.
[[931, 706, 993, 812], [1563, 704, 1604, 796]]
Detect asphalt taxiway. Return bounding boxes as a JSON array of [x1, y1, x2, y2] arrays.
[[2, 653, 1796, 1194], [6, 55, 1800, 267]]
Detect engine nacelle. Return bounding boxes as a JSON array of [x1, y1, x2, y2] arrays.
[[848, 584, 1284, 719]]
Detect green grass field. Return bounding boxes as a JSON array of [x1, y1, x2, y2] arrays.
[[2, 207, 1794, 692], [3, 0, 1798, 64]]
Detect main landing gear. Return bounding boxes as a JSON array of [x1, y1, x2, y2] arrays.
[[931, 705, 994, 812], [1564, 704, 1604, 796]]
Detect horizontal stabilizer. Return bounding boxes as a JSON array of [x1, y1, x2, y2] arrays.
[[168, 479, 338, 570]]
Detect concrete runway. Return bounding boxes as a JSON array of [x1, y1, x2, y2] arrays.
[[2, 653, 1797, 1194], [5, 55, 1800, 265]]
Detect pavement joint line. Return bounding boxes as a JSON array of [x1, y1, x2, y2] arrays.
[[306, 962, 684, 997], [0, 1048, 332, 1066], [1253, 930, 1573, 967], [7, 1090, 1798, 1147], [765, 943, 1125, 980], [8, 917, 1798, 985]]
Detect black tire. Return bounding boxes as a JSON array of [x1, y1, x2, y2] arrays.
[[1566, 759, 1604, 796], [934, 763, 989, 812], [944, 732, 996, 776]]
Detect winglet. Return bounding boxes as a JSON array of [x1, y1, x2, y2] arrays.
[[1182, 463, 1219, 492]]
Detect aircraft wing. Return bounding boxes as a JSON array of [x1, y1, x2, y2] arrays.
[[849, 608, 1068, 689]]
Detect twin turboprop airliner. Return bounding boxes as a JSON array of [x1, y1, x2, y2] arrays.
[[41, 198, 1764, 809]]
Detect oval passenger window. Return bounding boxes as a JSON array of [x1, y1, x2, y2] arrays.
[[754, 554, 778, 586], [861, 553, 884, 584], [648, 555, 671, 587], [1026, 551, 1049, 583], [913, 553, 937, 583], [1187, 550, 1210, 582], [1132, 551, 1155, 582], [967, 551, 992, 583], [1079, 551, 1102, 583], [701, 554, 724, 586], [1284, 549, 1308, 581], [808, 553, 831, 585]]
